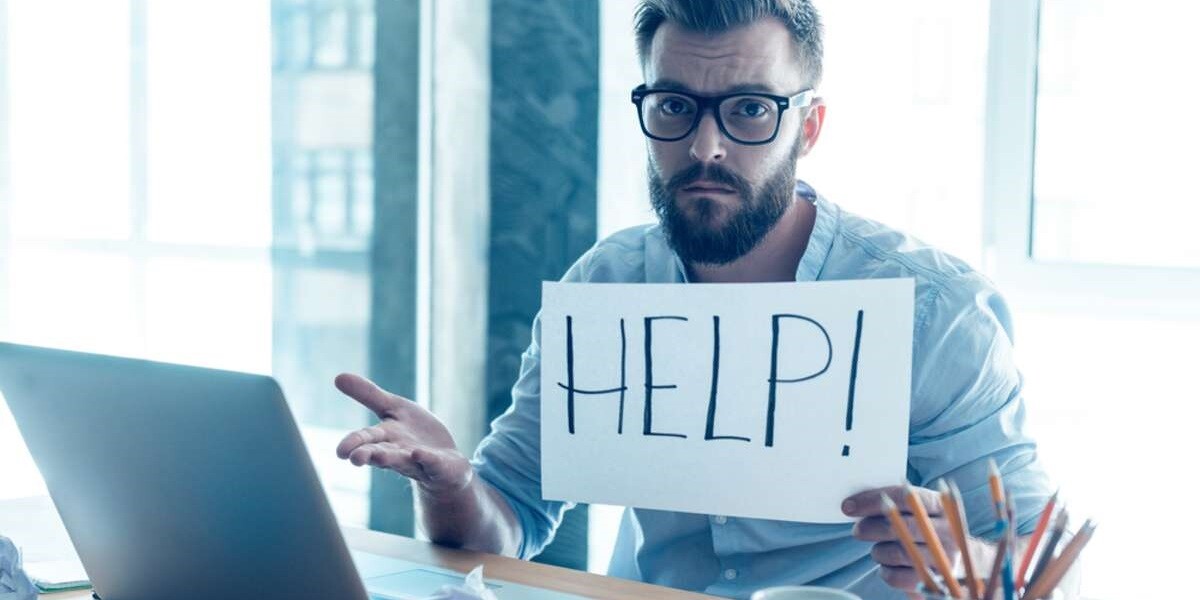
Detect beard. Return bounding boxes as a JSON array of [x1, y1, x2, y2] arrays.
[[649, 140, 802, 266]]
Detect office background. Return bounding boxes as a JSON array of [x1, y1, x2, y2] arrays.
[[1, 1, 1196, 598]]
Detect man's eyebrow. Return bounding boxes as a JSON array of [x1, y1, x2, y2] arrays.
[[648, 78, 779, 95]]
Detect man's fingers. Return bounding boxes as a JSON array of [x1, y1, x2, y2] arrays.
[[843, 485, 943, 517], [854, 515, 921, 542], [878, 566, 921, 592], [855, 516, 961, 558], [336, 425, 389, 459], [871, 541, 937, 569], [346, 444, 424, 478], [334, 373, 411, 419]]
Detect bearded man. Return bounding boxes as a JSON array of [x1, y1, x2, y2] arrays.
[[335, 1, 1055, 597]]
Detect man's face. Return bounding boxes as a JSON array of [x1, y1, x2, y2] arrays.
[[643, 18, 824, 265]]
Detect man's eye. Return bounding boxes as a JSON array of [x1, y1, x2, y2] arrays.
[[735, 101, 770, 118], [660, 98, 692, 116]]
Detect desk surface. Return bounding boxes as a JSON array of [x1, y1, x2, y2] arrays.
[[0, 496, 712, 600]]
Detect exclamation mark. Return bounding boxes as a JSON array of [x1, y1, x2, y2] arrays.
[[842, 310, 864, 457]]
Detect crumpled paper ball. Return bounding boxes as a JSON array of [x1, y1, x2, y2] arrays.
[[424, 566, 499, 600], [0, 536, 38, 600]]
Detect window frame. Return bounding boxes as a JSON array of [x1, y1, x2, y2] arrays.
[[0, 0, 12, 338], [982, 0, 1200, 319]]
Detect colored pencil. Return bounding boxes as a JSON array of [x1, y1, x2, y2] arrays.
[[981, 521, 1009, 600], [941, 480, 982, 600], [1002, 537, 1015, 599], [987, 459, 1006, 520], [1023, 519, 1096, 600], [1015, 490, 1058, 590], [880, 493, 943, 595], [906, 484, 964, 598], [1025, 509, 1069, 592], [1003, 495, 1018, 599]]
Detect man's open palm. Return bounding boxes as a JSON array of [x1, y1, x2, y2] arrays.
[[334, 373, 471, 495]]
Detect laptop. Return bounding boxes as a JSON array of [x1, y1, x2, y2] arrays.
[[0, 342, 579, 600]]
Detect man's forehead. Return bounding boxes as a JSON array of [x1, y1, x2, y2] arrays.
[[644, 19, 802, 95]]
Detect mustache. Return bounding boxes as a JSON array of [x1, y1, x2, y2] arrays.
[[664, 162, 753, 199]]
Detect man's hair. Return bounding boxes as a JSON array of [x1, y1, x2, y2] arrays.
[[633, 0, 824, 87]]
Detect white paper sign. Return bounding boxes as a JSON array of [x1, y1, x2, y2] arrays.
[[539, 279, 914, 523]]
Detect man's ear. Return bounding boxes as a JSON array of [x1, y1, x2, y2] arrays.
[[797, 98, 827, 159]]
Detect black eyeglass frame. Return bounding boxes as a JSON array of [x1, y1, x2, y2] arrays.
[[630, 84, 815, 146]]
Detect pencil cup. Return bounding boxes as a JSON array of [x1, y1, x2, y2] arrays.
[[917, 579, 1064, 600], [749, 586, 862, 600]]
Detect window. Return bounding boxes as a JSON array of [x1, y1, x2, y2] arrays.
[[0, 0, 374, 526], [987, 1, 1198, 597], [1032, 0, 1200, 269]]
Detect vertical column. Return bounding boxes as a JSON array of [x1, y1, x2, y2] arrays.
[[368, 0, 423, 536], [487, 0, 600, 571], [427, 0, 492, 459]]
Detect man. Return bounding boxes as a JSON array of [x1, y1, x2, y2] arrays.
[[334, 1, 1054, 598]]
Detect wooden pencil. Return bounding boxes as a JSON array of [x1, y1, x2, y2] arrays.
[[1002, 497, 1016, 600], [1015, 490, 1058, 590], [1025, 509, 1069, 592], [880, 493, 943, 595], [1003, 506, 1012, 600], [1023, 519, 1096, 600], [906, 484, 964, 598], [981, 522, 1009, 600], [987, 459, 1006, 520], [941, 480, 982, 600]]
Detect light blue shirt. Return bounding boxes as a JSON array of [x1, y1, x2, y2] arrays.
[[472, 182, 1054, 599]]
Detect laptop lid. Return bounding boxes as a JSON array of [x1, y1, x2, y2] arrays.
[[0, 342, 370, 600]]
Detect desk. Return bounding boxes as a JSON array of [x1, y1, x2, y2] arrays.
[[0, 497, 713, 599]]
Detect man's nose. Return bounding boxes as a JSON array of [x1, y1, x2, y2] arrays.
[[688, 111, 727, 163]]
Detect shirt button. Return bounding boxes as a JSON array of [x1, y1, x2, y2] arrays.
[[723, 568, 738, 581], [713, 515, 728, 525]]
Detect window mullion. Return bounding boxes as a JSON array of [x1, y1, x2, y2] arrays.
[[0, 0, 11, 338], [129, 0, 150, 352], [982, 0, 1040, 280]]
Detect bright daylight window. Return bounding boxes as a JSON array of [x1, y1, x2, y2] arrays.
[[1032, 0, 1200, 268], [998, 2, 1200, 598], [0, 0, 374, 527]]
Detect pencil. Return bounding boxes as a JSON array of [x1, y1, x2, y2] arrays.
[[1023, 519, 1096, 600], [941, 480, 982, 600], [880, 493, 943, 595], [905, 484, 964, 598], [1001, 521, 1015, 600], [1015, 490, 1058, 590], [1025, 508, 1069, 592], [981, 521, 1009, 600], [987, 458, 1006, 520]]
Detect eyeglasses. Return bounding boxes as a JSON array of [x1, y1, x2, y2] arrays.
[[631, 84, 815, 146]]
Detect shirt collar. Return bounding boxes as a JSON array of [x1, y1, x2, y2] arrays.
[[793, 179, 838, 282]]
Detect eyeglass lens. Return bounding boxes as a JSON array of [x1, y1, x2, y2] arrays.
[[639, 92, 781, 143]]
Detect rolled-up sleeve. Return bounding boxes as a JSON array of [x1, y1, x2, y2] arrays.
[[906, 273, 1055, 539], [469, 251, 593, 559]]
